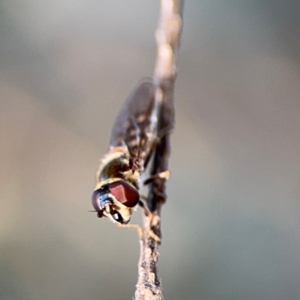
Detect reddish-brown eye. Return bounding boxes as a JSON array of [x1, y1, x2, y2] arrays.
[[108, 181, 139, 207]]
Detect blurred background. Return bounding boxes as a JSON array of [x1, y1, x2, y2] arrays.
[[1, 1, 300, 299]]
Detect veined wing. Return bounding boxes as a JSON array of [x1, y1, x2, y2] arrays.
[[109, 79, 161, 170]]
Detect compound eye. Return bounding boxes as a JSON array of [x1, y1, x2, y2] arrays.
[[108, 181, 139, 208]]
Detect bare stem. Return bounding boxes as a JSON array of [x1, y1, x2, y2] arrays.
[[134, 1, 184, 299]]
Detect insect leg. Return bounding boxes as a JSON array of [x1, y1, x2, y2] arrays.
[[138, 198, 151, 216], [116, 223, 143, 239], [143, 170, 170, 185], [138, 199, 161, 244]]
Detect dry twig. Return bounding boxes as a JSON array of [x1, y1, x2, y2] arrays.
[[134, 1, 184, 299]]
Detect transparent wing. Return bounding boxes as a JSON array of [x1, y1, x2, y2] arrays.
[[109, 79, 159, 168]]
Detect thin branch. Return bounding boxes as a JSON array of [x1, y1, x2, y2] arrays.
[[134, 1, 184, 300]]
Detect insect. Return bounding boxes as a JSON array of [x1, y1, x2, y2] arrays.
[[92, 79, 171, 226]]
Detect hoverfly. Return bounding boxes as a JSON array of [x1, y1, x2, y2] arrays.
[[92, 79, 171, 226]]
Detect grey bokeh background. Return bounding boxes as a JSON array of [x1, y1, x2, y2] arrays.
[[1, 1, 300, 299]]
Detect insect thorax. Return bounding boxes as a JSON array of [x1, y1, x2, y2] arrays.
[[96, 147, 140, 189]]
